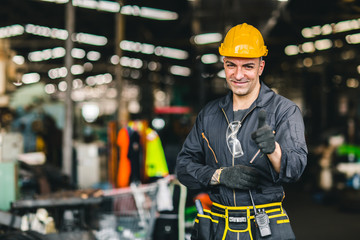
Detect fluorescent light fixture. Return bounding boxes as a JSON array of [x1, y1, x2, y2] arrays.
[[194, 33, 222, 45], [315, 39, 332, 50], [26, 24, 68, 40], [120, 56, 143, 69], [156, 47, 188, 60], [301, 28, 314, 38], [28, 47, 66, 62], [217, 69, 225, 78], [140, 7, 178, 20], [110, 55, 120, 65], [48, 67, 68, 79], [40, 0, 68, 3], [73, 0, 120, 12], [22, 73, 41, 84], [302, 42, 315, 53], [45, 84, 56, 94], [72, 78, 83, 89], [0, 24, 24, 38], [141, 43, 155, 54], [70, 65, 84, 75], [58, 81, 68, 91], [52, 47, 66, 58], [121, 5, 178, 21], [120, 40, 188, 60], [346, 33, 360, 44], [74, 33, 107, 46], [201, 54, 218, 64], [97, 0, 120, 12], [87, 51, 101, 61], [71, 48, 86, 59], [12, 55, 25, 65], [284, 45, 299, 56], [169, 65, 191, 77]]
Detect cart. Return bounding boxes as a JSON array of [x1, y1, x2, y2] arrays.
[[97, 182, 159, 240]]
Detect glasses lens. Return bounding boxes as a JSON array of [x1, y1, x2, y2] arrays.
[[226, 121, 244, 157]]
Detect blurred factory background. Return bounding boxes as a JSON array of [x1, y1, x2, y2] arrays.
[[1, 0, 360, 239]]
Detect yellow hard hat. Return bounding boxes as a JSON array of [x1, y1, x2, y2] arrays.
[[219, 23, 268, 58]]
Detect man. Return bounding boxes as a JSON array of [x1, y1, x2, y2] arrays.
[[176, 23, 307, 239]]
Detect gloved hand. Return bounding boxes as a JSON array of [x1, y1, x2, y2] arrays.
[[219, 165, 259, 190], [251, 110, 275, 154]]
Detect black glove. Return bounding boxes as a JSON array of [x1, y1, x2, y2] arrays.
[[251, 110, 275, 154], [219, 165, 259, 190]]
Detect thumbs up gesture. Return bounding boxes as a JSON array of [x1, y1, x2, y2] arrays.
[[251, 110, 275, 154]]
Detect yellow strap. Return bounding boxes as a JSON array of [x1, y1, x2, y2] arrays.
[[213, 201, 282, 210], [277, 219, 290, 224], [196, 213, 219, 223]]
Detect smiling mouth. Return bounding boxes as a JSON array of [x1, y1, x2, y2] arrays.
[[231, 80, 248, 85]]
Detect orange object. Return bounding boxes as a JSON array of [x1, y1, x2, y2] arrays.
[[194, 192, 213, 210], [116, 127, 131, 188]]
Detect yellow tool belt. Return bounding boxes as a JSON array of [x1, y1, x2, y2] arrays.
[[193, 201, 292, 240]]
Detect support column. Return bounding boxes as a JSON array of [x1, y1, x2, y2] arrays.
[[62, 1, 75, 180]]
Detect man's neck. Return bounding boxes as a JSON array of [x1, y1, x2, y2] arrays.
[[232, 85, 261, 111]]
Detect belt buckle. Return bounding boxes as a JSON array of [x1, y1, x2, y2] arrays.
[[228, 216, 247, 223]]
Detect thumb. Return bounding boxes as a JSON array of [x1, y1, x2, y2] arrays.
[[258, 109, 267, 128]]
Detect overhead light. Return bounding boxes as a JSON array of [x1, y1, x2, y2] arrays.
[[193, 33, 222, 45], [0, 24, 24, 38], [74, 33, 107, 46], [346, 33, 360, 44], [301, 42, 315, 53], [25, 24, 68, 40], [120, 40, 188, 60], [73, 0, 120, 12], [315, 39, 332, 50], [12, 55, 25, 65], [48, 67, 68, 79], [44, 84, 56, 94], [121, 5, 178, 21], [70, 65, 84, 75], [201, 54, 218, 64], [169, 65, 191, 77], [156, 47, 188, 60], [22, 73, 40, 84], [71, 48, 86, 59], [141, 7, 178, 20], [87, 51, 101, 61], [39, 0, 68, 3], [284, 45, 299, 56], [346, 78, 359, 88], [217, 69, 225, 78], [120, 56, 143, 69]]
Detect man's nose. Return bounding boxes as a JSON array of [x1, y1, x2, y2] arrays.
[[234, 67, 244, 79]]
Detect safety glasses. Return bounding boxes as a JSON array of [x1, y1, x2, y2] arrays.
[[226, 121, 244, 158]]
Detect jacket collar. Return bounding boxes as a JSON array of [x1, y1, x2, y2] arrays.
[[218, 82, 275, 120]]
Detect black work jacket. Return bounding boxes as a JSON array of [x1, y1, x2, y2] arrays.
[[176, 83, 308, 206]]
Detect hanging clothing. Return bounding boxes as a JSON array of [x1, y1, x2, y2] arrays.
[[145, 128, 169, 178], [116, 127, 131, 188]]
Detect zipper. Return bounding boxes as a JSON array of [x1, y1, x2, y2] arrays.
[[221, 105, 257, 207], [202, 132, 218, 164]]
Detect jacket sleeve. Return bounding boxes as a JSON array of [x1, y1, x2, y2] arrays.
[[176, 112, 217, 189], [271, 105, 308, 183]]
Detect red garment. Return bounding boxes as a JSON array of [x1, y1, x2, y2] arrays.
[[116, 127, 131, 188]]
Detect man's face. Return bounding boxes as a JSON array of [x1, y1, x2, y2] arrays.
[[223, 57, 265, 97]]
